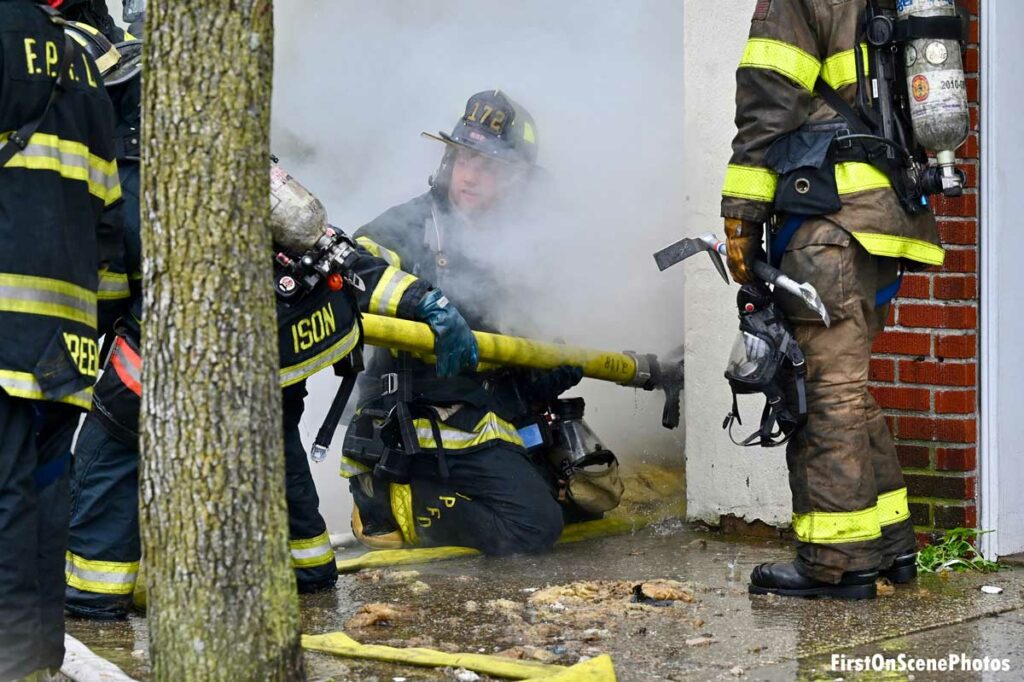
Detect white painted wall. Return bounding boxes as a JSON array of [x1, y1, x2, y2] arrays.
[[681, 1, 791, 526], [980, 0, 1024, 559]]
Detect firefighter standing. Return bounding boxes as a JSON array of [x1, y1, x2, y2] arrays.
[[722, 0, 952, 598], [0, 0, 121, 676], [341, 90, 577, 555]]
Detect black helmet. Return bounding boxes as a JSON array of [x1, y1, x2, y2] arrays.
[[423, 90, 538, 166], [64, 21, 121, 77]]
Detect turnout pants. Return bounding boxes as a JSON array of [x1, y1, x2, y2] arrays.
[[66, 381, 337, 617], [0, 391, 78, 680], [352, 443, 564, 556], [776, 218, 916, 583]]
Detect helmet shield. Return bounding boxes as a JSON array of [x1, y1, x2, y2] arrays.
[[422, 90, 538, 166]]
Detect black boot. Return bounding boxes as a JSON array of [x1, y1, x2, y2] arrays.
[[749, 561, 877, 599], [879, 552, 918, 584]]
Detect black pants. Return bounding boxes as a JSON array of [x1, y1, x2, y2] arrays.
[[0, 391, 77, 680], [356, 443, 564, 556], [66, 382, 337, 618]]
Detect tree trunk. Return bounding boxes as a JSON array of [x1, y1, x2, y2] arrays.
[[138, 2, 303, 680]]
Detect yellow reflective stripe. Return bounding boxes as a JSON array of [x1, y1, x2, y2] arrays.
[[356, 237, 402, 269], [279, 323, 360, 388], [0, 131, 121, 205], [792, 506, 882, 544], [413, 412, 525, 451], [97, 269, 130, 301], [722, 164, 778, 202], [369, 266, 417, 317], [339, 455, 371, 479], [851, 232, 946, 266], [835, 161, 892, 195], [821, 44, 869, 90], [739, 38, 822, 92], [877, 487, 911, 528], [65, 551, 138, 595], [0, 370, 92, 409], [390, 483, 419, 546], [289, 531, 334, 568]]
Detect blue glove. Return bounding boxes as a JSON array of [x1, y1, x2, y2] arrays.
[[415, 289, 479, 377]]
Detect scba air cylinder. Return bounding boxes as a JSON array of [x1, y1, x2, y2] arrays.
[[898, 0, 969, 175], [269, 164, 329, 255]]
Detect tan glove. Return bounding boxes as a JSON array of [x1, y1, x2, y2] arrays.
[[723, 218, 764, 285]]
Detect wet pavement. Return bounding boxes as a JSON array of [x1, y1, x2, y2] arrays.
[[65, 519, 1024, 681]]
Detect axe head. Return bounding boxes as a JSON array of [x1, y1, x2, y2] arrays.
[[653, 237, 729, 283]]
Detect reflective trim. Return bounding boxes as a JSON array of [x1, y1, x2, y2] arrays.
[[369, 266, 418, 317], [851, 232, 946, 266], [109, 335, 142, 397], [413, 412, 525, 451], [0, 370, 92, 409], [877, 487, 911, 528], [97, 269, 130, 301], [339, 455, 371, 479], [289, 531, 334, 568], [821, 44, 869, 90], [390, 482, 419, 546], [722, 164, 778, 202], [279, 323, 360, 388], [0, 272, 97, 328], [792, 506, 882, 545], [0, 131, 121, 205], [65, 551, 138, 595], [356, 236, 402, 269], [739, 38, 821, 92], [835, 161, 893, 195]]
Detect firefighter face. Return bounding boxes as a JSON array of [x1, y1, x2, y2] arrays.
[[448, 148, 523, 215]]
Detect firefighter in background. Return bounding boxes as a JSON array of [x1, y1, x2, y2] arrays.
[[0, 0, 121, 676], [722, 0, 965, 598], [341, 90, 579, 555]]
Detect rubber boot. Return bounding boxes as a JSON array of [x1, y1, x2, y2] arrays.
[[749, 561, 877, 599]]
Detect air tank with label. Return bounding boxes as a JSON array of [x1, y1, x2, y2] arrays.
[[898, 0, 970, 187]]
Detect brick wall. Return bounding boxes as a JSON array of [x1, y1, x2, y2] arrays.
[[868, 1, 981, 545]]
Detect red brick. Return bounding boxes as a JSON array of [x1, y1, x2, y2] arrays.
[[936, 447, 977, 472], [968, 19, 979, 46], [905, 473, 972, 499], [898, 274, 931, 299], [897, 444, 932, 469], [870, 358, 896, 382], [965, 506, 978, 528], [933, 191, 977, 217], [896, 416, 977, 443], [965, 477, 977, 499], [915, 531, 933, 547], [886, 305, 897, 326], [899, 360, 976, 386], [969, 106, 979, 132], [957, 132, 979, 159], [934, 276, 978, 300], [910, 502, 932, 526], [872, 330, 931, 356], [937, 220, 977, 245], [961, 0, 979, 15], [935, 390, 977, 414], [964, 46, 979, 74], [936, 334, 977, 359], [870, 386, 931, 411], [941, 249, 977, 274], [934, 504, 975, 529], [898, 304, 977, 330]]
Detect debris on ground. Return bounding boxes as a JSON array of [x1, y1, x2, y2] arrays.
[[981, 585, 1004, 594], [876, 578, 896, 597], [635, 579, 694, 603], [483, 599, 522, 620], [409, 580, 431, 595], [452, 668, 480, 682], [356, 569, 422, 584], [685, 635, 716, 647], [345, 603, 408, 629]]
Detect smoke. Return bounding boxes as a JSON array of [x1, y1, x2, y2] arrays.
[[272, 2, 689, 530]]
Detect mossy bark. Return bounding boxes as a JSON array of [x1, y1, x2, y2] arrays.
[[138, 1, 303, 679]]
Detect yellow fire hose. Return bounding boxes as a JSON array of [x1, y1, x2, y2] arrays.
[[360, 314, 683, 428]]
